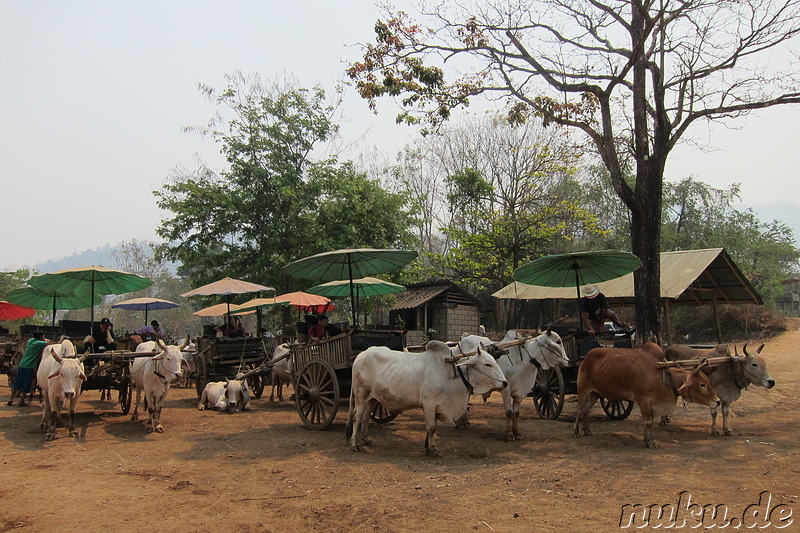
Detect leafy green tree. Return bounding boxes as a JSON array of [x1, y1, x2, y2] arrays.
[[347, 1, 800, 342], [156, 73, 415, 292], [0, 269, 30, 299]]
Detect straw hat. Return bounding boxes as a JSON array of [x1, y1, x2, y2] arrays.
[[582, 284, 600, 299]]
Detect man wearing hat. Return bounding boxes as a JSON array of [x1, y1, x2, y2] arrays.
[[579, 284, 627, 335], [85, 317, 118, 353]]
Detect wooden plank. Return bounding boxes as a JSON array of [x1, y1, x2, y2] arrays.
[[656, 356, 742, 369]]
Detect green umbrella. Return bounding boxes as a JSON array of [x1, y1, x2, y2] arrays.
[[282, 249, 417, 325], [29, 266, 153, 332], [307, 277, 406, 299], [5, 287, 102, 327], [513, 250, 641, 329]]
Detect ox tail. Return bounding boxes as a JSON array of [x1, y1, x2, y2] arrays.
[[345, 387, 355, 440]]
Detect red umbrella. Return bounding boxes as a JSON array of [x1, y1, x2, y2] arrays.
[[0, 300, 36, 321]]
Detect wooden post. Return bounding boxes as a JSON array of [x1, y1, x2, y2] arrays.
[[712, 292, 722, 344], [662, 298, 672, 345]]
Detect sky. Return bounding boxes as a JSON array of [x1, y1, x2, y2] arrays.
[[1, 1, 798, 270]]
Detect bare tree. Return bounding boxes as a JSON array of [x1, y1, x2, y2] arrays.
[[347, 0, 800, 342]]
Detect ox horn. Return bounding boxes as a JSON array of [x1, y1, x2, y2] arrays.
[[756, 343, 765, 355], [743, 344, 750, 357], [157, 338, 168, 351], [50, 347, 63, 364], [78, 352, 90, 362], [693, 357, 709, 375], [178, 334, 189, 352], [546, 323, 552, 334]]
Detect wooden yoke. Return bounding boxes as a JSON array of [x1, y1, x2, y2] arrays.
[[443, 336, 532, 363], [656, 355, 743, 369]]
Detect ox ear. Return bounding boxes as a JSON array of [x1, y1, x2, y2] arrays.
[[79, 372, 87, 382], [47, 370, 60, 379], [701, 366, 718, 376]]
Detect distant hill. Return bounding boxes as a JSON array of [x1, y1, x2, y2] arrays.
[[34, 244, 120, 274]]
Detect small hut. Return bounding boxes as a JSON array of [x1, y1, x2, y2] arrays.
[[389, 281, 484, 345]]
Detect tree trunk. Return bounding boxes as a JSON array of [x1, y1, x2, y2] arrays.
[[630, 175, 663, 346]]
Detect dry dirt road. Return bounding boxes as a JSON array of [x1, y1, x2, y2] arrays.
[[1, 325, 798, 532]]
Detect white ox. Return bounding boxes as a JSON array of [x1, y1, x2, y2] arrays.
[[269, 343, 292, 402], [36, 339, 87, 440], [665, 343, 775, 436], [346, 340, 508, 457], [198, 378, 251, 412], [454, 329, 570, 441], [130, 338, 186, 432]]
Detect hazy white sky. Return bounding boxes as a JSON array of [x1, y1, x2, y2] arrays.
[[2, 1, 798, 269]]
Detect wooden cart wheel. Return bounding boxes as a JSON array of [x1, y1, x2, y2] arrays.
[[295, 359, 339, 430], [119, 377, 133, 415], [531, 366, 565, 420], [370, 401, 398, 424], [194, 356, 208, 400], [600, 398, 634, 420], [247, 374, 264, 399]]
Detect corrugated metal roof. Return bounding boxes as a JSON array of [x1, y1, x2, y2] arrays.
[[492, 248, 762, 306], [391, 285, 449, 310]]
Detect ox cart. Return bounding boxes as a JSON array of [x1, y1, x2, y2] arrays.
[[530, 325, 635, 420], [192, 334, 282, 400], [239, 327, 405, 430]]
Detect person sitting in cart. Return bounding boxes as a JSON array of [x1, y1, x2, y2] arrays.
[[7, 331, 53, 407], [129, 320, 164, 348], [216, 315, 245, 338], [85, 317, 118, 353], [308, 315, 342, 343], [579, 284, 627, 335]]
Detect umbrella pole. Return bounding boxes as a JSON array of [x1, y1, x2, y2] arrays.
[[573, 263, 583, 332], [90, 270, 96, 335], [52, 294, 56, 328], [145, 304, 148, 325], [348, 255, 357, 327]]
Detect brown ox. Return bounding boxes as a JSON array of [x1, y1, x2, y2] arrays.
[[574, 342, 721, 448], [665, 343, 775, 436]]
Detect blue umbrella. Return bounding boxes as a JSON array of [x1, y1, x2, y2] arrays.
[[111, 297, 180, 325]]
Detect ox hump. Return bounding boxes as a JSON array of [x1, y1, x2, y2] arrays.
[[424, 340, 452, 355]]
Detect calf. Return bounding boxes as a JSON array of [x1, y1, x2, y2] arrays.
[[36, 340, 87, 440], [198, 378, 251, 412], [130, 338, 186, 432], [347, 340, 508, 457], [665, 343, 775, 436], [269, 343, 293, 402], [455, 328, 569, 441], [574, 343, 721, 448]]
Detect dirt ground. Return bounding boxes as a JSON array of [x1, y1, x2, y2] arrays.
[[1, 324, 798, 532]]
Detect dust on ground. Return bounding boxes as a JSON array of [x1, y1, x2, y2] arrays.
[[1, 323, 798, 532]]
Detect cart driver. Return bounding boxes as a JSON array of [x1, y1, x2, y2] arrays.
[[579, 284, 627, 335], [85, 317, 118, 353], [308, 315, 342, 343]]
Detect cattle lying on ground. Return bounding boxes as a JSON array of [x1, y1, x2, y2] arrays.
[[574, 342, 721, 448], [665, 343, 775, 436], [346, 340, 508, 457], [455, 328, 569, 441], [130, 338, 187, 432], [198, 378, 250, 412], [36, 339, 87, 440], [269, 343, 292, 402]]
